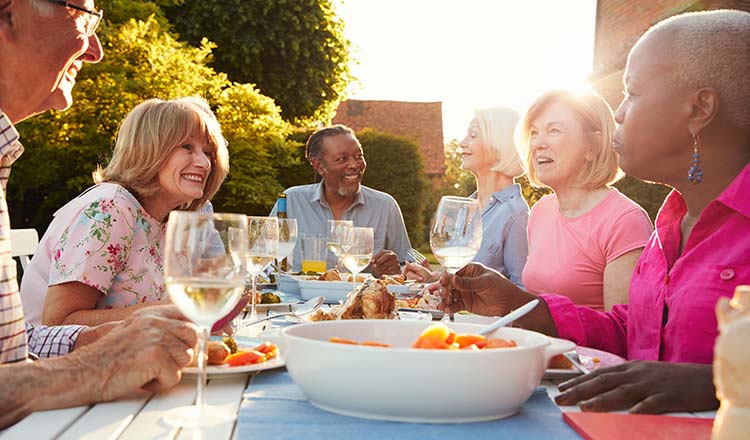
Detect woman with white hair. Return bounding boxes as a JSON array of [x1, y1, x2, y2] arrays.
[[404, 107, 529, 287], [21, 96, 230, 326]]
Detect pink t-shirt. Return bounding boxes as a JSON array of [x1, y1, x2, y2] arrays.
[[522, 189, 653, 311]]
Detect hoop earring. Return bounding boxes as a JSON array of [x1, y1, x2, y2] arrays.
[[687, 134, 703, 184]]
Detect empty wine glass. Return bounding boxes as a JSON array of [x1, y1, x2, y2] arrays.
[[162, 211, 247, 428], [275, 218, 298, 274], [341, 226, 374, 290], [327, 219, 353, 272], [245, 216, 279, 324], [430, 196, 482, 274]]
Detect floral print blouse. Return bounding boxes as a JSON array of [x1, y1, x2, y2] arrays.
[[21, 183, 165, 324]]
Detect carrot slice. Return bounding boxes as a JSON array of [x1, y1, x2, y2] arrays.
[[329, 337, 359, 345]]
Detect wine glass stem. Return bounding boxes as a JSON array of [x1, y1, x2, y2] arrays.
[[250, 273, 258, 321], [196, 325, 209, 408]]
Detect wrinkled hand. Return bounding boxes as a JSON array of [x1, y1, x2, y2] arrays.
[[369, 250, 400, 277], [75, 307, 199, 401], [402, 261, 439, 283], [555, 361, 718, 413], [437, 263, 521, 316]]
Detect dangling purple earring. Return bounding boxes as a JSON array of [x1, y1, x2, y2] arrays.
[[687, 134, 703, 184]]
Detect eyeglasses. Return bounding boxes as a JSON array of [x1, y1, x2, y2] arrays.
[[46, 0, 103, 37]]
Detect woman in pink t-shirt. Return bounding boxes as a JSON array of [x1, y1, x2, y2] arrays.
[[518, 91, 653, 311]]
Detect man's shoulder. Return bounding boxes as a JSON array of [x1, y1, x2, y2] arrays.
[[360, 185, 398, 205], [284, 184, 318, 199]]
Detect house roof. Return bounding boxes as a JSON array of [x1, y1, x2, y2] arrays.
[[331, 100, 445, 176]]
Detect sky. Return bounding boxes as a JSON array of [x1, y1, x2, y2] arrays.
[[335, 0, 598, 143]]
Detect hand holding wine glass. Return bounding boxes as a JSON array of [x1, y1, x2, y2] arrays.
[[163, 211, 247, 427], [430, 196, 482, 314], [341, 226, 374, 290]]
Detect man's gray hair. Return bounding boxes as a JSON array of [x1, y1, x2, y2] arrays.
[[305, 124, 357, 162], [644, 9, 750, 134], [26, 0, 55, 15]]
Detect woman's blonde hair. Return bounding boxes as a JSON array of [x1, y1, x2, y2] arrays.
[[474, 107, 524, 178], [516, 90, 622, 189], [95, 97, 229, 211]]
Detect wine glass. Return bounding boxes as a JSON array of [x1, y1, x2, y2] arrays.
[[162, 211, 247, 428], [327, 219, 353, 272], [245, 216, 279, 324], [430, 196, 482, 315], [274, 218, 298, 274], [341, 226, 374, 290]]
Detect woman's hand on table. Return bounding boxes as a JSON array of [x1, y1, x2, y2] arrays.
[[555, 361, 718, 413]]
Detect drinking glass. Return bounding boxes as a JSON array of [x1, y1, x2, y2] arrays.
[[274, 218, 298, 274], [301, 234, 328, 273], [327, 219, 353, 272], [341, 226, 374, 290], [245, 216, 279, 323], [162, 211, 247, 428], [430, 196, 482, 274]]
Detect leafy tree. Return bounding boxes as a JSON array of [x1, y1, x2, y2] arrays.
[[10, 16, 293, 231], [165, 0, 354, 123]]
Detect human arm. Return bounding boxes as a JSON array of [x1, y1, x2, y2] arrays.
[[438, 263, 558, 336], [42, 282, 169, 326], [0, 306, 197, 429], [555, 361, 718, 413], [602, 248, 643, 310]]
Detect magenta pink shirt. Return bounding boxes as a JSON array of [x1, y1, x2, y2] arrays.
[[523, 190, 653, 310], [543, 164, 750, 364]]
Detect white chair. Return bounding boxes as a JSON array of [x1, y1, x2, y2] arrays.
[[10, 228, 39, 271]]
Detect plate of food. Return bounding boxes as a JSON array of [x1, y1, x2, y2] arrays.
[[543, 346, 626, 380], [245, 290, 302, 310], [182, 337, 285, 378], [297, 269, 372, 303]]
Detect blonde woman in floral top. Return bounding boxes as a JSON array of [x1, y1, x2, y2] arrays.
[[21, 97, 229, 326]]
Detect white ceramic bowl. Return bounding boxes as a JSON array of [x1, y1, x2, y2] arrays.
[[282, 320, 574, 423]]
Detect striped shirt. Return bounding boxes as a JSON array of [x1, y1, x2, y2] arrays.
[[0, 111, 85, 363]]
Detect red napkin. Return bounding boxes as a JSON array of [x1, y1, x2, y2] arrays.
[[563, 412, 713, 440]]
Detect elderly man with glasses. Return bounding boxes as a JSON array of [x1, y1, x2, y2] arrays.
[[0, 0, 198, 428]]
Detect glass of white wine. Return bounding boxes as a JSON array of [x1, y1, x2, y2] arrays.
[[245, 216, 279, 323], [162, 211, 247, 428], [275, 218, 298, 274], [341, 226, 374, 290], [327, 219, 353, 272], [430, 195, 482, 280]]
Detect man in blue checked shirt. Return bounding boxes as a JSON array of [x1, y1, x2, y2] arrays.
[[0, 0, 198, 428]]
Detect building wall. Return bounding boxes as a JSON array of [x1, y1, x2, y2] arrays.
[[592, 0, 750, 108], [332, 100, 445, 184]]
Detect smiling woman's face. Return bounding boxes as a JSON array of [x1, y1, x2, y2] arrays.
[[528, 101, 591, 191], [157, 134, 213, 209]]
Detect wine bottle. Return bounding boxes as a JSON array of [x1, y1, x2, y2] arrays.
[[276, 193, 289, 272]]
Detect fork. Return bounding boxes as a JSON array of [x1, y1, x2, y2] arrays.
[[406, 248, 428, 266]]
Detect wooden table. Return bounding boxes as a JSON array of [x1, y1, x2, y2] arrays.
[[2, 304, 716, 439]]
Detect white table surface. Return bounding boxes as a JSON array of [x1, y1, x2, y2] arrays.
[[2, 303, 716, 440]]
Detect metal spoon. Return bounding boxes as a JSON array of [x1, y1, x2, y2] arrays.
[[476, 299, 540, 336], [240, 296, 325, 327]]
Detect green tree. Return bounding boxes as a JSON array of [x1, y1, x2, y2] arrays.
[[10, 16, 294, 231], [165, 0, 354, 123], [358, 129, 430, 248]]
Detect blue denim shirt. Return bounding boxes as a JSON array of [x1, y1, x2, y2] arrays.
[[471, 184, 529, 288]]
